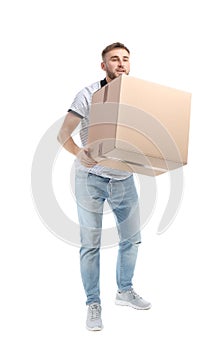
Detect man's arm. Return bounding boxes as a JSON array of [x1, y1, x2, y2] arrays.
[[57, 112, 97, 168], [57, 112, 81, 155]]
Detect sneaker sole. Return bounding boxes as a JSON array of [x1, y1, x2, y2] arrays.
[[115, 299, 152, 310], [86, 325, 103, 331]]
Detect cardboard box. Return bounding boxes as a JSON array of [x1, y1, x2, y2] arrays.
[[87, 75, 191, 176]]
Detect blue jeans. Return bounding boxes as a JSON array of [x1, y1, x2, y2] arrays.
[[75, 170, 141, 305]]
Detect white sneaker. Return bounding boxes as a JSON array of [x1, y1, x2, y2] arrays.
[[86, 303, 103, 331], [115, 289, 151, 310]]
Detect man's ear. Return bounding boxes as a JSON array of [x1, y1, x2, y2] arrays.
[[101, 62, 106, 72]]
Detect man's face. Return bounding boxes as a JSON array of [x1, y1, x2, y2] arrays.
[[101, 48, 130, 82]]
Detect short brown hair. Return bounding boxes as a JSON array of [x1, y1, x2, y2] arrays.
[[102, 42, 130, 61]]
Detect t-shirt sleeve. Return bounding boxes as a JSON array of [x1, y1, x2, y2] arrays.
[[67, 88, 89, 119]]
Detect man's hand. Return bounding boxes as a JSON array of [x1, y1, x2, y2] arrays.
[[57, 112, 97, 168], [77, 148, 98, 168]]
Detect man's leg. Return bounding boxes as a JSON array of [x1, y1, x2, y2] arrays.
[[75, 171, 107, 305], [108, 175, 151, 310], [107, 175, 141, 291]]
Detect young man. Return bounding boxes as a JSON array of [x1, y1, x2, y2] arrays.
[[57, 42, 151, 331]]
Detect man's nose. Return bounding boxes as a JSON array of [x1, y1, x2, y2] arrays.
[[118, 59, 124, 67]]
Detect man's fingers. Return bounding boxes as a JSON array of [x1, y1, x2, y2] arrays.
[[78, 148, 97, 168]]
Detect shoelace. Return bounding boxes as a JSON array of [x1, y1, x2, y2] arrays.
[[89, 304, 101, 320], [129, 289, 142, 300]]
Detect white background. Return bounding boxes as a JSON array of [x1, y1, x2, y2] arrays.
[[1, 0, 215, 349]]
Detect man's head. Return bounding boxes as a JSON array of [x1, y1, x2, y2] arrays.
[[101, 42, 130, 82]]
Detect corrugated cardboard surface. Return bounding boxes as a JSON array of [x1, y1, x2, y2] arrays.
[[87, 75, 191, 176]]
